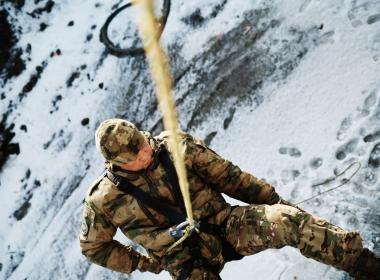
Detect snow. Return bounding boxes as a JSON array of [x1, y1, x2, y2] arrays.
[[1, 0, 380, 279]]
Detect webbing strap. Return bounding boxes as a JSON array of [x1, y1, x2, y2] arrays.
[[158, 146, 187, 215], [106, 170, 185, 225]]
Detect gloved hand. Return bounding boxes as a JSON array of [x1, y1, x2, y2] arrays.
[[137, 255, 163, 274], [169, 220, 199, 240]]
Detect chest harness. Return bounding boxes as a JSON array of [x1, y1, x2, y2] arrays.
[[106, 145, 243, 279]]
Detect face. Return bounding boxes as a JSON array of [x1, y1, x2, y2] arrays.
[[120, 141, 154, 171]]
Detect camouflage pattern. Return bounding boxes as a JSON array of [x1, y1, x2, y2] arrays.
[[80, 127, 281, 277], [95, 119, 147, 166], [80, 123, 364, 279], [225, 204, 363, 271], [186, 268, 220, 279]]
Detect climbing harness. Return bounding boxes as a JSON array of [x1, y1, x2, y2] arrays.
[[100, 0, 171, 57], [295, 161, 362, 205]]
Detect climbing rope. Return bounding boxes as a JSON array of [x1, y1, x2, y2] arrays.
[[100, 0, 171, 57], [295, 161, 362, 205], [134, 0, 194, 238]]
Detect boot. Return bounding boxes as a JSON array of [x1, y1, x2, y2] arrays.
[[348, 248, 380, 280]]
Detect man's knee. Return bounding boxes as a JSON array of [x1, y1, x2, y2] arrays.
[[263, 204, 307, 246], [264, 204, 303, 225], [225, 204, 305, 254]]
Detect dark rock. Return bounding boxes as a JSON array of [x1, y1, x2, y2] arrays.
[[13, 200, 31, 220], [2, 0, 25, 9], [364, 131, 380, 142], [50, 94, 62, 114], [43, 132, 56, 150], [4, 48, 25, 80], [8, 250, 24, 274], [34, 179, 41, 187], [336, 149, 346, 160], [66, 71, 80, 87], [0, 11, 26, 82], [67, 20, 74, 26], [181, 9, 319, 129], [223, 107, 235, 129], [6, 143, 20, 154], [27, 0, 55, 18], [86, 33, 93, 42], [367, 14, 380, 25], [25, 43, 31, 54], [204, 131, 217, 146], [25, 169, 31, 179], [182, 9, 205, 28], [52, 94, 62, 105], [98, 82, 104, 89], [81, 118, 89, 126], [0, 7, 16, 66], [39, 22, 48, 31], [210, 0, 227, 18], [19, 62, 46, 100], [368, 143, 380, 168], [20, 124, 28, 132], [364, 134, 375, 142], [0, 115, 20, 170]]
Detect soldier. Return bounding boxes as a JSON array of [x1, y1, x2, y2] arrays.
[[79, 118, 380, 280]]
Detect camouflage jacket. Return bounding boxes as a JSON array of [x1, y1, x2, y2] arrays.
[[79, 131, 280, 278]]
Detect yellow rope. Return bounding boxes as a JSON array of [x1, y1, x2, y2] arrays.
[[134, 0, 194, 227]]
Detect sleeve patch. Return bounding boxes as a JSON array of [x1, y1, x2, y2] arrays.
[[81, 218, 89, 238]]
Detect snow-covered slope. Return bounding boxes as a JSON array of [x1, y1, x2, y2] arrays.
[[0, 0, 379, 279]]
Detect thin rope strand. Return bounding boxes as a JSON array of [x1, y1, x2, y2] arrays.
[[295, 161, 361, 205], [134, 0, 194, 226]]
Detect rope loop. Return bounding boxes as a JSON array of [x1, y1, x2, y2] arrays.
[[295, 161, 362, 205]]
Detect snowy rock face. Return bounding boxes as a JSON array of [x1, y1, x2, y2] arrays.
[[1, 0, 380, 279]]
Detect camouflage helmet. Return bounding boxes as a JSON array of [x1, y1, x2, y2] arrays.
[[95, 119, 147, 166]]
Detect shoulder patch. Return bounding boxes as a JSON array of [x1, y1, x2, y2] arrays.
[[80, 218, 89, 237], [80, 204, 95, 240]]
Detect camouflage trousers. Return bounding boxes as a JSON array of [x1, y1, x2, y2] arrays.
[[186, 204, 363, 279]]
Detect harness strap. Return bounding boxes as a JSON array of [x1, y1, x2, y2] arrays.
[[157, 145, 187, 215], [106, 170, 184, 225]]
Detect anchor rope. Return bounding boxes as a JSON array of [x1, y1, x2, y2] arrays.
[[134, 0, 194, 233]]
